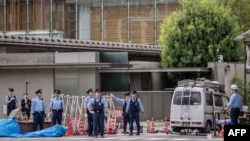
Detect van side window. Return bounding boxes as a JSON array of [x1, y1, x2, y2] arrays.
[[205, 92, 213, 106], [214, 95, 223, 107], [173, 91, 182, 105], [190, 92, 201, 105]]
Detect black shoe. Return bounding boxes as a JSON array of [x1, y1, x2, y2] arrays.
[[101, 135, 104, 138], [95, 135, 97, 138], [129, 132, 133, 136], [136, 132, 140, 135]]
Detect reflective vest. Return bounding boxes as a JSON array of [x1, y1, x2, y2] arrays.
[[7, 95, 17, 109], [129, 98, 139, 112], [93, 97, 104, 113]]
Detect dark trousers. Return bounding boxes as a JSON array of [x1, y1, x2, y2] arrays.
[[87, 113, 93, 135], [52, 110, 62, 125], [129, 112, 140, 133], [33, 111, 45, 131], [93, 112, 104, 136], [123, 113, 130, 132], [230, 108, 240, 125]]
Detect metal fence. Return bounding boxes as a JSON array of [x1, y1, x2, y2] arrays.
[[107, 91, 174, 121]]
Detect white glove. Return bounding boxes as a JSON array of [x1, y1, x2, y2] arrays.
[[84, 114, 87, 118]]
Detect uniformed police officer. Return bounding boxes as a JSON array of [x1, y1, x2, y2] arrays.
[[126, 90, 144, 136], [87, 89, 108, 138], [111, 93, 131, 134], [31, 89, 45, 131], [225, 84, 243, 125], [5, 88, 19, 116], [50, 90, 64, 125], [84, 88, 94, 136]]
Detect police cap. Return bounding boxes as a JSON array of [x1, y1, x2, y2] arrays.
[[86, 88, 93, 94], [54, 90, 61, 94], [95, 89, 101, 93], [124, 93, 130, 96], [131, 90, 137, 94], [35, 89, 42, 94], [9, 88, 14, 92]]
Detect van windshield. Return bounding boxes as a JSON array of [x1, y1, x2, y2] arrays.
[[173, 91, 201, 105]]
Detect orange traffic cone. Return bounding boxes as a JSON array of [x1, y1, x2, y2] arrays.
[[219, 115, 226, 137], [162, 117, 172, 134], [107, 116, 115, 134], [79, 117, 85, 135], [149, 118, 158, 133], [65, 118, 73, 136]]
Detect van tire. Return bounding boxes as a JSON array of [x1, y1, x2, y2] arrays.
[[202, 121, 211, 133]]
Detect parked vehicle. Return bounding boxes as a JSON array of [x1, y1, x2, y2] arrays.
[[170, 78, 229, 133]]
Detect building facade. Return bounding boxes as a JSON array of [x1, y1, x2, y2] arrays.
[[0, 0, 179, 44]]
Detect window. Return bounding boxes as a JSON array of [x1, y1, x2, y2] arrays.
[[190, 92, 201, 105], [173, 91, 182, 105], [205, 92, 213, 106], [222, 96, 229, 107], [214, 95, 223, 107], [173, 91, 201, 105]]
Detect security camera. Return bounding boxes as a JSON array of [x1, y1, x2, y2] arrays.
[[217, 55, 223, 62]]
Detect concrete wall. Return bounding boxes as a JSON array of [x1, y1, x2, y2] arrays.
[[0, 69, 54, 118], [109, 91, 173, 121], [129, 61, 165, 91], [54, 52, 100, 95], [208, 62, 250, 95]]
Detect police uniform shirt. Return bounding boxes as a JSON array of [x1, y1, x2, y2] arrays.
[[84, 96, 93, 109], [31, 96, 45, 113], [87, 97, 108, 110], [125, 97, 144, 113], [50, 97, 64, 110], [112, 95, 129, 105], [5, 95, 18, 104], [228, 92, 243, 109]]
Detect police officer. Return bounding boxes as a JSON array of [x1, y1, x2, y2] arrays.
[[126, 90, 144, 136], [84, 88, 94, 136], [111, 93, 131, 134], [31, 89, 45, 131], [5, 88, 19, 116], [225, 84, 243, 125], [87, 89, 108, 138], [50, 90, 64, 125]]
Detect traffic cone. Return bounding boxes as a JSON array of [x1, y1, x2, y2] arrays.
[[107, 116, 115, 134], [79, 117, 85, 135], [149, 117, 157, 133], [65, 118, 73, 136], [219, 115, 226, 137]]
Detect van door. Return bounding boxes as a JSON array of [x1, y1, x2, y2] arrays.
[[213, 94, 223, 119]]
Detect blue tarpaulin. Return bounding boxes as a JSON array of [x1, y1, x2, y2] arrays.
[[0, 118, 68, 137]]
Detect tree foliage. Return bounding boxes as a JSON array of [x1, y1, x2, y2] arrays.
[[159, 0, 243, 70], [232, 75, 250, 104], [221, 0, 250, 32]]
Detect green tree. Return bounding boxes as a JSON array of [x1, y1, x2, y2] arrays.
[[232, 75, 250, 104], [158, 0, 243, 81], [221, 0, 250, 32]]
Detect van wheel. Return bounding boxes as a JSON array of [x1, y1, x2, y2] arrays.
[[202, 121, 211, 133]]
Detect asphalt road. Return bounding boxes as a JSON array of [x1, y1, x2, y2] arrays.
[[0, 132, 223, 141]]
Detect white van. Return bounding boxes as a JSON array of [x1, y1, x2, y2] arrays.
[[170, 79, 229, 133]]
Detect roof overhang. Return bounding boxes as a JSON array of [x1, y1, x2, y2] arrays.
[[0, 63, 132, 69], [234, 30, 250, 41], [99, 67, 211, 73]]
